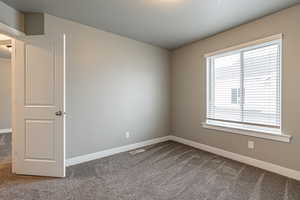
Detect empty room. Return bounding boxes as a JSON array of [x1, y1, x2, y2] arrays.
[[0, 0, 299, 199]]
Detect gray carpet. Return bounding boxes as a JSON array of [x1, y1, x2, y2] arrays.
[[0, 141, 299, 200], [0, 133, 11, 165]]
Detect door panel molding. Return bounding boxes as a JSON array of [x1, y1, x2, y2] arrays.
[[24, 42, 55, 106], [25, 119, 55, 160]]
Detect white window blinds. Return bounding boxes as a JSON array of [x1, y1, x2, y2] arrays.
[[206, 39, 281, 129]]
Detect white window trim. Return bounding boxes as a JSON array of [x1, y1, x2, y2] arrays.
[[204, 34, 291, 143], [202, 121, 291, 143]]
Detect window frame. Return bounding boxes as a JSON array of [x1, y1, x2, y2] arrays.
[[203, 34, 291, 143]]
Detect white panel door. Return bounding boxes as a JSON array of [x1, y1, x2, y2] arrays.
[[13, 34, 65, 177]]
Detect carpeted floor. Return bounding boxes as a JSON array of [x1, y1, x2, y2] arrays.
[[0, 141, 299, 200], [0, 133, 11, 165]]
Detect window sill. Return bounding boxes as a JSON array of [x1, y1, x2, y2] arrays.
[[202, 121, 292, 143]]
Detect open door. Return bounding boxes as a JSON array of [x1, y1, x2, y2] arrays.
[[12, 34, 66, 177]]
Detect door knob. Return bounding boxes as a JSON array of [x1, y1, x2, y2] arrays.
[[55, 111, 63, 116]]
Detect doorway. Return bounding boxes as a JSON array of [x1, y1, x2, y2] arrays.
[[0, 33, 12, 167]]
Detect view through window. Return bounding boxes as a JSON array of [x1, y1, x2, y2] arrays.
[[206, 39, 281, 133]]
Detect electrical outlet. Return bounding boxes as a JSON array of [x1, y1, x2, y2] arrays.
[[125, 131, 130, 139], [248, 141, 254, 149]]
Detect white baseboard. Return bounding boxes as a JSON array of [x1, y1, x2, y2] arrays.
[[66, 136, 172, 167], [169, 136, 300, 181], [0, 128, 12, 134]]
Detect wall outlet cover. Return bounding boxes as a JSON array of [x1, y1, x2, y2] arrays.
[[248, 141, 254, 149]]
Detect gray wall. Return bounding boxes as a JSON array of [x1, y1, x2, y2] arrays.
[[44, 14, 171, 159], [0, 1, 24, 33], [0, 58, 11, 130], [171, 5, 300, 171]]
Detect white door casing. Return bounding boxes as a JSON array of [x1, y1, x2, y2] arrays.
[[13, 34, 66, 177]]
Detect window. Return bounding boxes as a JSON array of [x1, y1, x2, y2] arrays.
[[205, 35, 285, 139]]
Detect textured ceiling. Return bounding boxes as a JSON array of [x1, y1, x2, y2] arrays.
[[2, 0, 300, 49]]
